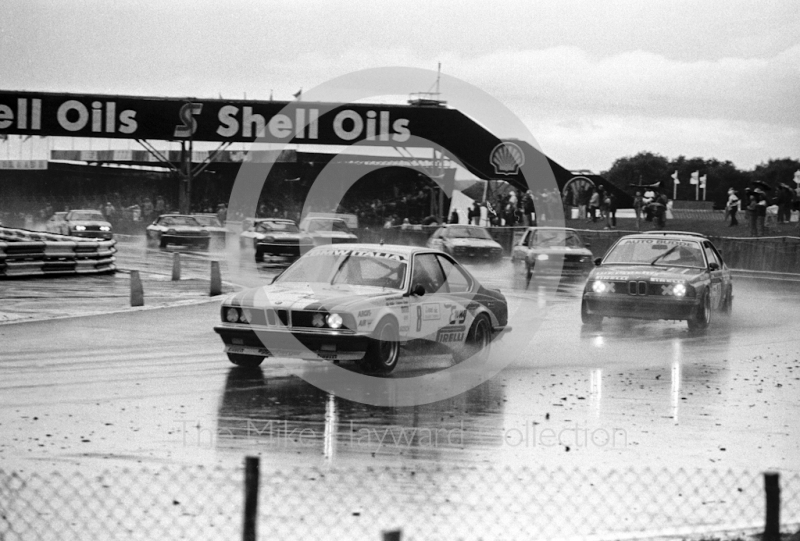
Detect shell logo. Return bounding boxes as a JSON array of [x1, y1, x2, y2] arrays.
[[490, 142, 525, 175]]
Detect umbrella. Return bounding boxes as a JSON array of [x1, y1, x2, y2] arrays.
[[628, 181, 660, 189], [752, 180, 772, 191]]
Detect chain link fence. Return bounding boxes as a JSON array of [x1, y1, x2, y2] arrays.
[[2, 462, 799, 540]]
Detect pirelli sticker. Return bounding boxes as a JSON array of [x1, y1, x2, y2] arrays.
[[436, 325, 466, 344]]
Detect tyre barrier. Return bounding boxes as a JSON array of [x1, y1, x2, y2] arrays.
[[0, 227, 117, 278]]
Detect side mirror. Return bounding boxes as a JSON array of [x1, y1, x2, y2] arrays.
[[593, 257, 603, 267], [709, 262, 720, 271], [411, 284, 426, 296]]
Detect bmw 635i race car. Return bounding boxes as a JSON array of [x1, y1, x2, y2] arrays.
[[214, 244, 510, 373], [581, 232, 732, 330]]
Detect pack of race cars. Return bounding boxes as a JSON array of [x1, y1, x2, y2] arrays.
[[213, 227, 733, 374]]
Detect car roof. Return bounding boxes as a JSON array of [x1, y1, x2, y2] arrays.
[[309, 243, 435, 257], [68, 209, 102, 213], [524, 227, 579, 233], [620, 231, 708, 241]]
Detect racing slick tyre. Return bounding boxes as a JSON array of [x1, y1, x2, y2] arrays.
[[226, 353, 264, 368], [363, 317, 400, 375], [687, 292, 711, 331], [581, 299, 603, 326], [453, 314, 492, 364]]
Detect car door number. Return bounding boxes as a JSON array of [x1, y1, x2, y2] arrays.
[[448, 306, 466, 325]]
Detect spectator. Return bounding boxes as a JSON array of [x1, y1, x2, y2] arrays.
[[776, 185, 792, 224], [104, 201, 117, 221], [755, 189, 767, 236], [468, 201, 481, 225], [652, 192, 668, 230], [155, 196, 166, 216], [588, 189, 600, 222], [745, 189, 757, 236], [606, 193, 617, 228], [217, 203, 227, 224], [521, 190, 534, 226], [725, 188, 740, 226], [142, 198, 154, 223], [633, 191, 644, 221], [449, 208, 459, 224]]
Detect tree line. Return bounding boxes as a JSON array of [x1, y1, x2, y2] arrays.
[[601, 152, 800, 208]]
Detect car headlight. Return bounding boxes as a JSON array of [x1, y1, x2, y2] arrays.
[[99, 226, 111, 231], [536, 254, 549, 261], [167, 229, 177, 235], [326, 313, 343, 329], [592, 280, 608, 293], [672, 283, 687, 297], [225, 307, 240, 323], [262, 236, 275, 243], [312, 313, 326, 328], [74, 225, 86, 231]]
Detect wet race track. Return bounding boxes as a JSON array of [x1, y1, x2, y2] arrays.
[[2, 236, 798, 476]]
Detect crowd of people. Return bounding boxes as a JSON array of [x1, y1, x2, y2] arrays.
[[724, 183, 800, 237]]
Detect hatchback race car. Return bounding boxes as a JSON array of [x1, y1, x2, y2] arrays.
[[511, 227, 593, 281], [426, 224, 504, 262], [214, 244, 510, 373], [581, 232, 732, 330], [47, 210, 113, 239], [239, 218, 314, 263], [146, 214, 210, 249]]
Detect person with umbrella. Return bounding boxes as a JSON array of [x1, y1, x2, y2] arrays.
[[754, 188, 768, 236], [725, 188, 740, 226]]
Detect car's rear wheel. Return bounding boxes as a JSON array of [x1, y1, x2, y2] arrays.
[[688, 292, 711, 331], [227, 353, 264, 368], [581, 299, 603, 326], [453, 314, 492, 364], [363, 317, 400, 375]]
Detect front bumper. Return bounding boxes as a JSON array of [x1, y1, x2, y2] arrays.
[[69, 230, 113, 240], [582, 293, 700, 320], [214, 324, 370, 361], [256, 242, 315, 257], [162, 234, 210, 247]]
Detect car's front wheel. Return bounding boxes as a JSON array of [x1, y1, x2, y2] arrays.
[[581, 299, 603, 326], [363, 317, 400, 375], [453, 314, 492, 364], [687, 292, 711, 331], [227, 353, 264, 368]]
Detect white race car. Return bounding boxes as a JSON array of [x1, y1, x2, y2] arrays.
[[214, 244, 510, 374]]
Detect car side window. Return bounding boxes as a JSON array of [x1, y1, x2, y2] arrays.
[[411, 253, 447, 294], [436, 255, 472, 293], [703, 242, 721, 268]]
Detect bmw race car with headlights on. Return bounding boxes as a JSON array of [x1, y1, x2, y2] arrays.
[[214, 244, 510, 374], [581, 232, 732, 330]]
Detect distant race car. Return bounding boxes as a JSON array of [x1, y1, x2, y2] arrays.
[[191, 214, 228, 246], [46, 209, 113, 239], [511, 227, 593, 281], [581, 232, 733, 330], [146, 214, 210, 249], [426, 224, 504, 262], [239, 218, 314, 263], [298, 217, 358, 246], [214, 244, 510, 373]]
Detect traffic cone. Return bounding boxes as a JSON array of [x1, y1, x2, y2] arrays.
[[130, 270, 144, 306], [210, 261, 222, 296], [171, 252, 181, 281]]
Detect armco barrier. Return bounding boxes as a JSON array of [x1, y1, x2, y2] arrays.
[[352, 226, 800, 275], [0, 227, 116, 278]]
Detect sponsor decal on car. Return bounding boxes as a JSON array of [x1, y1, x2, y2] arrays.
[[421, 303, 441, 321], [436, 325, 466, 344]]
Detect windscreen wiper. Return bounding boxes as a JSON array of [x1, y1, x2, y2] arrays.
[[649, 246, 678, 266]]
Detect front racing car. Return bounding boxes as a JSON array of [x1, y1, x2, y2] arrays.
[[214, 244, 509, 373]]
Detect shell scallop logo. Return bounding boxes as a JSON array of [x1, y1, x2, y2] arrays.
[[490, 142, 525, 175]]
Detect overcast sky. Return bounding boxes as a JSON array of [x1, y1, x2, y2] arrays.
[[1, 0, 798, 172]]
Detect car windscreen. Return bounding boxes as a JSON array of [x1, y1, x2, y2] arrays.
[[307, 220, 350, 233], [604, 238, 705, 268], [193, 216, 222, 227], [258, 221, 299, 233], [277, 251, 406, 290], [68, 211, 105, 221], [446, 226, 492, 240], [160, 216, 201, 227], [533, 230, 583, 248]]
